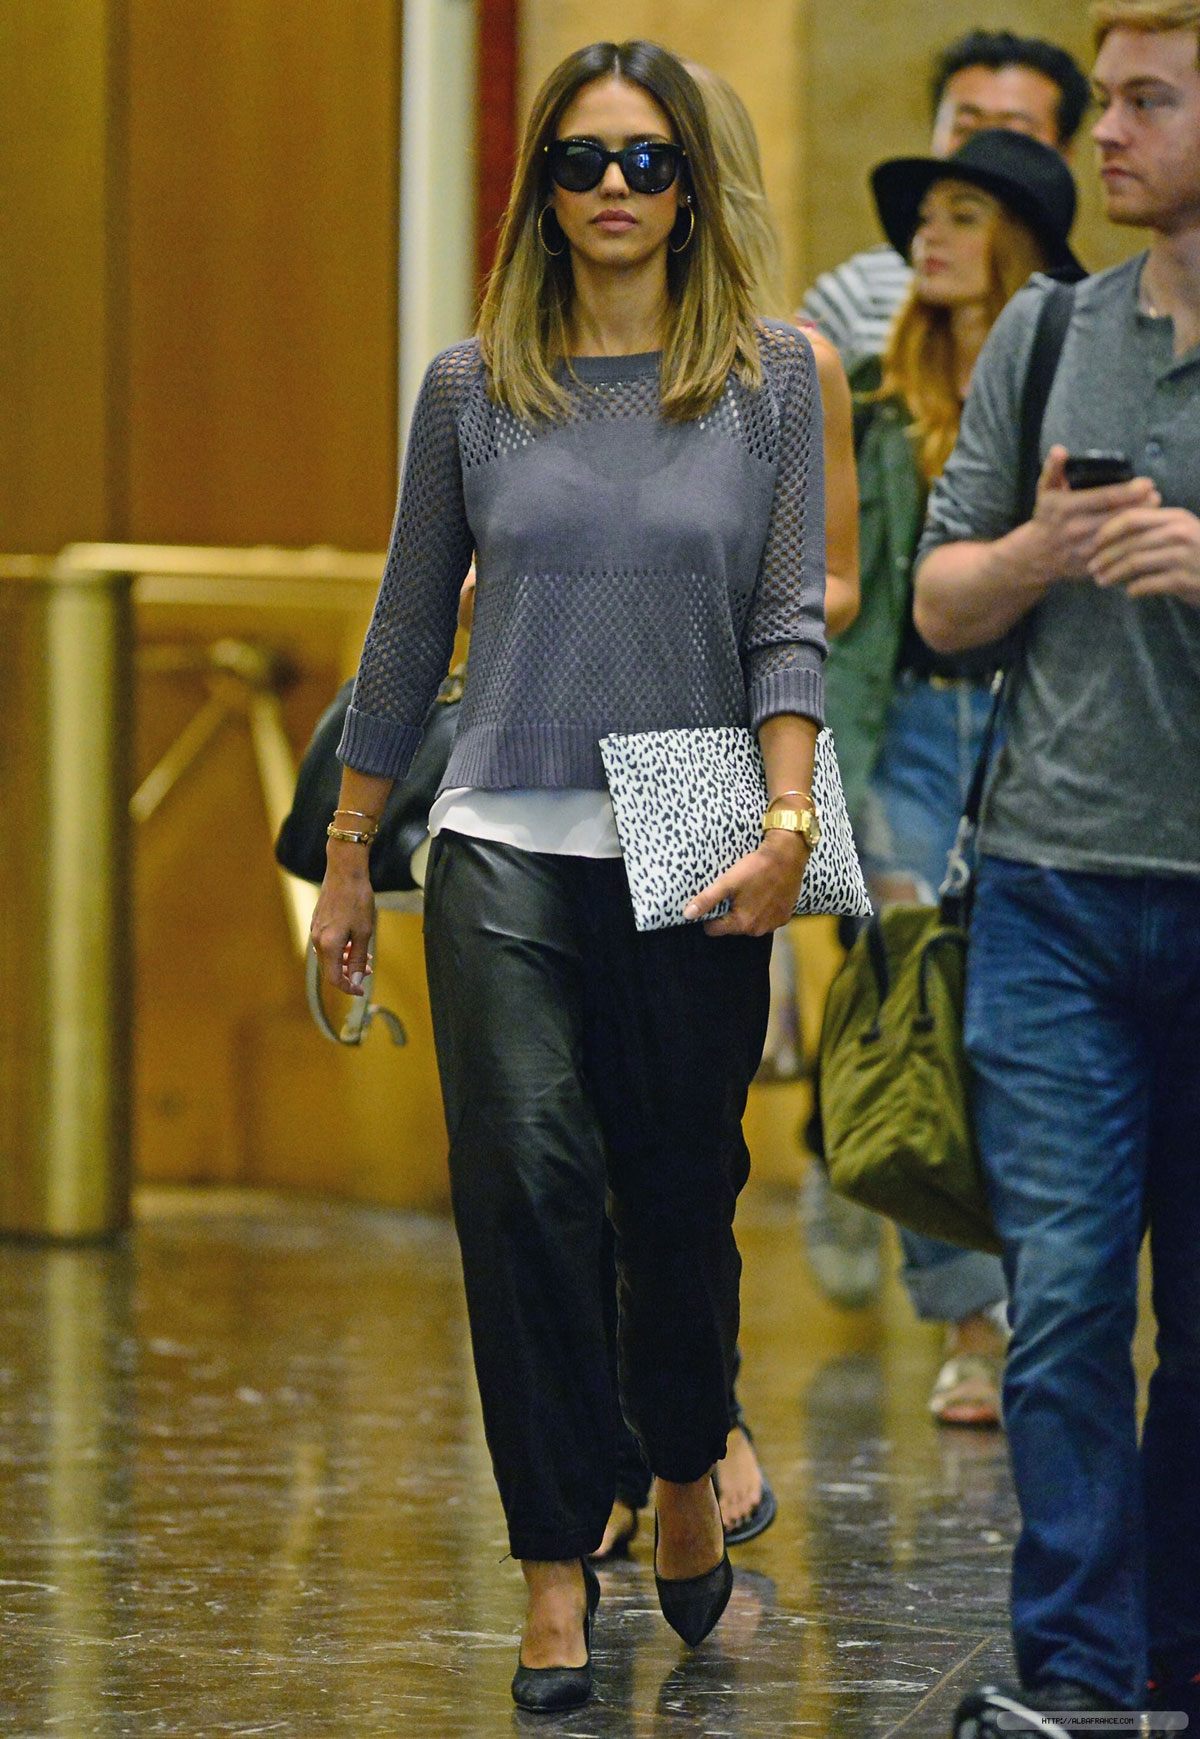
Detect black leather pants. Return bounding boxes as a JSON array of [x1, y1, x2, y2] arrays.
[[423, 832, 771, 1561], [601, 1213, 746, 1512]]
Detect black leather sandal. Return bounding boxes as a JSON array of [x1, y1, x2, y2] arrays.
[[722, 1477, 777, 1547], [718, 1422, 778, 1547]]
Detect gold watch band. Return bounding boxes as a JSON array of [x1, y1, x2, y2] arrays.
[[761, 801, 820, 847]]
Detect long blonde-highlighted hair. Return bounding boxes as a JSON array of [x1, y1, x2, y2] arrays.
[[684, 62, 787, 318], [477, 41, 761, 424], [881, 198, 1049, 480]]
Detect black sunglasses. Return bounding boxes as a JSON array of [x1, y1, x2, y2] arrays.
[[544, 137, 685, 196]]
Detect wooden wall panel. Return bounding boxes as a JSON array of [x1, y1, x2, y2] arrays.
[[0, 0, 125, 551], [129, 570, 453, 1208], [125, 1, 402, 548]]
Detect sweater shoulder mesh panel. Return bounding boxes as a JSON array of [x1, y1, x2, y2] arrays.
[[459, 364, 662, 470]]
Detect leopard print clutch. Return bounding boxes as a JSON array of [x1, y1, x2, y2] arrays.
[[599, 725, 871, 932]]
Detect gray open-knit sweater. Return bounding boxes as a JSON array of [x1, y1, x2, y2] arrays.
[[339, 319, 827, 791]]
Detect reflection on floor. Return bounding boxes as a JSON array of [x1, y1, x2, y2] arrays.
[[0, 1179, 1132, 1737]]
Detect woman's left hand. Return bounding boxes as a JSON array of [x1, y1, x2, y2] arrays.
[[684, 830, 810, 937]]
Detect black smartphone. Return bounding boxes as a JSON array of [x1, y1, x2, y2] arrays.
[[1064, 451, 1134, 489]]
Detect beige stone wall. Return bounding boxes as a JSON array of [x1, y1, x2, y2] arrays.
[[519, 1, 1139, 308]]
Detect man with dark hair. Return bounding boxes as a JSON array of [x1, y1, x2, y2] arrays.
[[931, 28, 1092, 148], [801, 28, 1090, 370], [915, 5, 1200, 1732]]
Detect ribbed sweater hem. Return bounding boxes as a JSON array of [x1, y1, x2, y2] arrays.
[[749, 665, 825, 730], [340, 672, 826, 791], [337, 709, 423, 781], [445, 721, 611, 790]]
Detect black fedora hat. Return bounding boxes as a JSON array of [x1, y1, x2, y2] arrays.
[[871, 129, 1083, 277]]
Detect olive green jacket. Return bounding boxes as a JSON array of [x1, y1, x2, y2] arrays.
[[824, 360, 927, 822]]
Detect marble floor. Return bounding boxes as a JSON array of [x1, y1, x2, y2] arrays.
[[0, 1179, 1152, 1738]]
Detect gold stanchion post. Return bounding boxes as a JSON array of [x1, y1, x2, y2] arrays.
[[0, 557, 132, 1239]]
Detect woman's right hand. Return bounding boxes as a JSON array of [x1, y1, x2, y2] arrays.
[[311, 846, 377, 994]]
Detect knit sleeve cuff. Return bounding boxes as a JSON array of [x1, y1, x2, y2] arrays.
[[337, 707, 424, 782], [747, 655, 825, 731]]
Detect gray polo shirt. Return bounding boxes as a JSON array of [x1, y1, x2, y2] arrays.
[[917, 255, 1200, 879]]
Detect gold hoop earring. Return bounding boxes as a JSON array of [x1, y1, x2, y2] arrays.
[[669, 200, 695, 254], [538, 205, 566, 258]]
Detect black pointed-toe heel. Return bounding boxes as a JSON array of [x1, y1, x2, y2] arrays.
[[511, 1560, 600, 1713], [654, 1515, 733, 1647]]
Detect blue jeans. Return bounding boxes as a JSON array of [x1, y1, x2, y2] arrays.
[[859, 674, 995, 903], [965, 857, 1200, 1705], [859, 675, 1007, 1324]]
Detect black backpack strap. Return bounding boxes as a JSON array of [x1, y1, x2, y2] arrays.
[[934, 279, 1078, 682], [937, 278, 1081, 924], [1016, 278, 1077, 521]]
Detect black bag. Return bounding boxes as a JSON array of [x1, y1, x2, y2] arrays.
[[274, 667, 463, 893]]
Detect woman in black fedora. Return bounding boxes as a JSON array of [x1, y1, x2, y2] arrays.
[[821, 128, 1083, 1429]]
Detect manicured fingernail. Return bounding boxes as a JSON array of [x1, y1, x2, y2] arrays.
[[349, 971, 364, 989]]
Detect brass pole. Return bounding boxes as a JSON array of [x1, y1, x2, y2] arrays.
[[0, 559, 132, 1239]]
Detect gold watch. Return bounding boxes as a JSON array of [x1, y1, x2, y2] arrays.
[[761, 799, 820, 849]]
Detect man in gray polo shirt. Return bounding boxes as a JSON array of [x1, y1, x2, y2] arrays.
[[915, 5, 1200, 1733]]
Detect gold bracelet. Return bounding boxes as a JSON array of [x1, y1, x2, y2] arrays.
[[333, 808, 379, 823], [769, 788, 812, 807], [326, 824, 377, 846]]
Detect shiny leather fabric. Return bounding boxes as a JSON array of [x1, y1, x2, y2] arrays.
[[423, 831, 771, 1562]]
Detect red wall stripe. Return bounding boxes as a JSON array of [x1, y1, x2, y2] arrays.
[[475, 0, 519, 295]]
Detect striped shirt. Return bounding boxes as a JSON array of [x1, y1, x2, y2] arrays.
[[798, 245, 913, 371]]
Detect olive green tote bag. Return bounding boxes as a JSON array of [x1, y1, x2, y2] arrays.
[[817, 279, 1080, 1259], [818, 903, 1000, 1254]]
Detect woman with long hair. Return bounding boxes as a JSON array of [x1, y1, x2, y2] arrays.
[[311, 41, 827, 1711], [824, 128, 1082, 1426], [589, 57, 859, 1565]]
